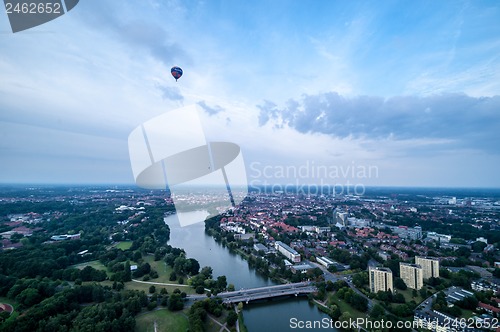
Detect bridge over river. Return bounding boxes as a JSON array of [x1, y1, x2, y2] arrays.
[[188, 282, 317, 304]]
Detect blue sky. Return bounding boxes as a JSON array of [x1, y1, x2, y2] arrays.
[[0, 0, 499, 187]]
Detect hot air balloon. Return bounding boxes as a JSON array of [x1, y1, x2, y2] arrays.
[[171, 66, 183, 81]]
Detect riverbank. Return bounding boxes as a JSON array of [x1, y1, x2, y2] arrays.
[[164, 212, 336, 332]]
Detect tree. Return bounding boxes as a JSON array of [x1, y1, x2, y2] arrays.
[[370, 304, 385, 320], [187, 258, 200, 275], [16, 288, 42, 308], [133, 251, 142, 262], [472, 241, 487, 253], [149, 285, 156, 293], [0, 312, 10, 323], [226, 311, 238, 326], [352, 272, 368, 288], [216, 276, 227, 291], [394, 277, 407, 290], [200, 266, 213, 279], [419, 287, 428, 298], [339, 312, 355, 331], [393, 293, 406, 303], [124, 261, 132, 282], [351, 293, 368, 311], [168, 293, 184, 311], [10, 233, 23, 243]]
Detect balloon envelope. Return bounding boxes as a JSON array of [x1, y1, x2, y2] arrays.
[[171, 66, 183, 81]]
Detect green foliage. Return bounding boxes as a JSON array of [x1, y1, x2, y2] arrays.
[[336, 287, 368, 312], [0, 285, 147, 332], [370, 304, 385, 320], [432, 291, 462, 317], [394, 277, 407, 290], [188, 298, 225, 332], [352, 272, 368, 288], [226, 311, 238, 326], [168, 293, 184, 311]]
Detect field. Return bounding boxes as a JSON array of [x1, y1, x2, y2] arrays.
[[135, 309, 189, 332], [125, 256, 197, 295], [329, 293, 368, 320], [125, 280, 196, 295], [72, 260, 108, 271], [397, 288, 425, 304], [115, 241, 133, 250], [70, 255, 199, 295], [142, 256, 174, 283]]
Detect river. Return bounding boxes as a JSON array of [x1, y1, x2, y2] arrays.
[[165, 211, 337, 332]]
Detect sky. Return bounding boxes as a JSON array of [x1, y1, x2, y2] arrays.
[[0, 0, 499, 188]]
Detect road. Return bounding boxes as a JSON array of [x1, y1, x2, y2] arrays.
[[308, 260, 374, 310], [186, 282, 316, 304]]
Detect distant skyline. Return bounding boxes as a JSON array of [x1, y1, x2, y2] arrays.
[[1, 1, 499, 187]]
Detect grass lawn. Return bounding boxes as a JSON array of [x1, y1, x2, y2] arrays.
[[460, 309, 475, 319], [141, 256, 174, 284], [71, 260, 111, 277], [125, 280, 196, 295], [135, 309, 189, 332], [205, 317, 221, 332], [116, 241, 133, 251], [72, 260, 108, 271], [234, 248, 249, 259], [206, 311, 232, 332], [238, 311, 249, 332], [329, 293, 367, 320], [397, 288, 423, 304]]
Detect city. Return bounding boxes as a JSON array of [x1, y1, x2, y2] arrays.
[[1, 1, 499, 331], [1, 185, 500, 331]]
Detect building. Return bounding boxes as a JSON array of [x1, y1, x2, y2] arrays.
[[333, 209, 349, 227], [317, 256, 335, 268], [234, 233, 253, 241], [476, 237, 488, 244], [400, 263, 423, 290], [478, 302, 500, 315], [347, 217, 371, 228], [471, 281, 497, 293], [253, 243, 269, 254], [275, 241, 301, 263], [291, 263, 314, 274], [446, 288, 474, 304], [426, 232, 451, 243], [369, 267, 393, 293], [50, 234, 81, 241], [394, 225, 422, 240], [415, 256, 440, 280]]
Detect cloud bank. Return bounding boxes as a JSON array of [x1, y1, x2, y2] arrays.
[[258, 92, 500, 154]]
